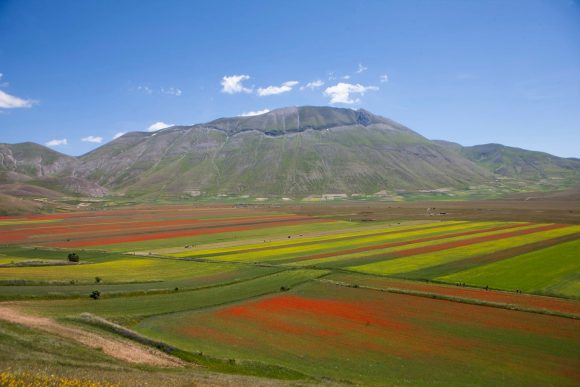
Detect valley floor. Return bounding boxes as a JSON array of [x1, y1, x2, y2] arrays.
[[0, 202, 578, 386]]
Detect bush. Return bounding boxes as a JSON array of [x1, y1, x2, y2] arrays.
[[67, 253, 79, 263], [89, 290, 101, 300], [95, 276, 101, 283]]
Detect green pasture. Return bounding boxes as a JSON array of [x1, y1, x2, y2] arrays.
[[19, 269, 327, 323], [0, 246, 124, 263], [439, 239, 580, 298]]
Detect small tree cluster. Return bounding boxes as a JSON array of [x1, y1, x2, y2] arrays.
[[90, 290, 101, 300], [67, 253, 79, 263]]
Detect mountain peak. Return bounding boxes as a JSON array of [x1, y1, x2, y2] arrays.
[[204, 105, 411, 136]]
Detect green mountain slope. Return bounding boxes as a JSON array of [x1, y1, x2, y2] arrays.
[[76, 107, 491, 196], [1, 107, 578, 202], [462, 143, 579, 181]]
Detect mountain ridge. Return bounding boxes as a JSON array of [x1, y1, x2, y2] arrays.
[[1, 106, 578, 205]]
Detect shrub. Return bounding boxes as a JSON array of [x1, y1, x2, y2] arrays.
[[67, 252, 79, 262], [89, 290, 101, 300]]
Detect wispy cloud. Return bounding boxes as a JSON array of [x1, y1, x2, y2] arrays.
[[257, 81, 299, 96], [0, 74, 37, 109], [342, 75, 351, 80], [161, 87, 182, 96], [323, 82, 379, 104], [301, 80, 324, 91], [113, 132, 126, 139], [0, 89, 36, 109], [356, 63, 368, 74], [45, 138, 67, 147], [81, 135, 103, 144], [0, 73, 8, 88], [136, 85, 153, 95], [240, 109, 270, 117], [380, 74, 389, 83], [147, 121, 173, 132], [221, 75, 253, 94]]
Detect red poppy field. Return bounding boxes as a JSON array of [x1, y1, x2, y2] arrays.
[[137, 281, 580, 385]]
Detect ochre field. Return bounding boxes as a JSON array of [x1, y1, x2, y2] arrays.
[[0, 204, 578, 385]]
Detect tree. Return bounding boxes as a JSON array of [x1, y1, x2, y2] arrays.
[[90, 290, 101, 300], [67, 252, 79, 262], [95, 276, 102, 283]]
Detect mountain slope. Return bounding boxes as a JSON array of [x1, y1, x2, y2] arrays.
[[461, 144, 579, 181], [0, 142, 107, 197], [75, 107, 492, 196], [1, 107, 578, 203]]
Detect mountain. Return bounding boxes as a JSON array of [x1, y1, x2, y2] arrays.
[[74, 106, 491, 196], [460, 143, 579, 181], [0, 142, 107, 197], [1, 106, 578, 209]]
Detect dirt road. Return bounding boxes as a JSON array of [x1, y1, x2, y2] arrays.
[[0, 305, 184, 368]]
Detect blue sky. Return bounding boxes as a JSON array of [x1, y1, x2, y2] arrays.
[[0, 0, 579, 157]]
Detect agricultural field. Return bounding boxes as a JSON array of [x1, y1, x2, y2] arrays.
[[0, 204, 579, 385]]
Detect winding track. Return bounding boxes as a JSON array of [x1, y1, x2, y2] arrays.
[[0, 304, 185, 368]]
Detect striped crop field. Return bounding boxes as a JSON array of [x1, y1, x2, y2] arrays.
[[1, 204, 579, 385], [438, 239, 580, 298], [0, 205, 335, 249]]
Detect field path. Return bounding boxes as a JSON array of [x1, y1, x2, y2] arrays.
[[0, 304, 184, 368]]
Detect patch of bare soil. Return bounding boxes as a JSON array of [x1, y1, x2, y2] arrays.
[[0, 305, 184, 368]]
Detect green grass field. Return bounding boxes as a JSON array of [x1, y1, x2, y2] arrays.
[[439, 239, 580, 298]]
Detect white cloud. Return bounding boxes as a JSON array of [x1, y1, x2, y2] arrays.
[[221, 75, 252, 94], [0, 89, 36, 109], [300, 80, 325, 90], [240, 109, 270, 117], [380, 74, 389, 83], [256, 81, 299, 96], [161, 87, 182, 96], [81, 135, 103, 144], [45, 138, 67, 147], [136, 85, 153, 94], [342, 75, 351, 80], [323, 82, 379, 104], [113, 132, 126, 139], [147, 121, 173, 132], [356, 63, 368, 74]]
